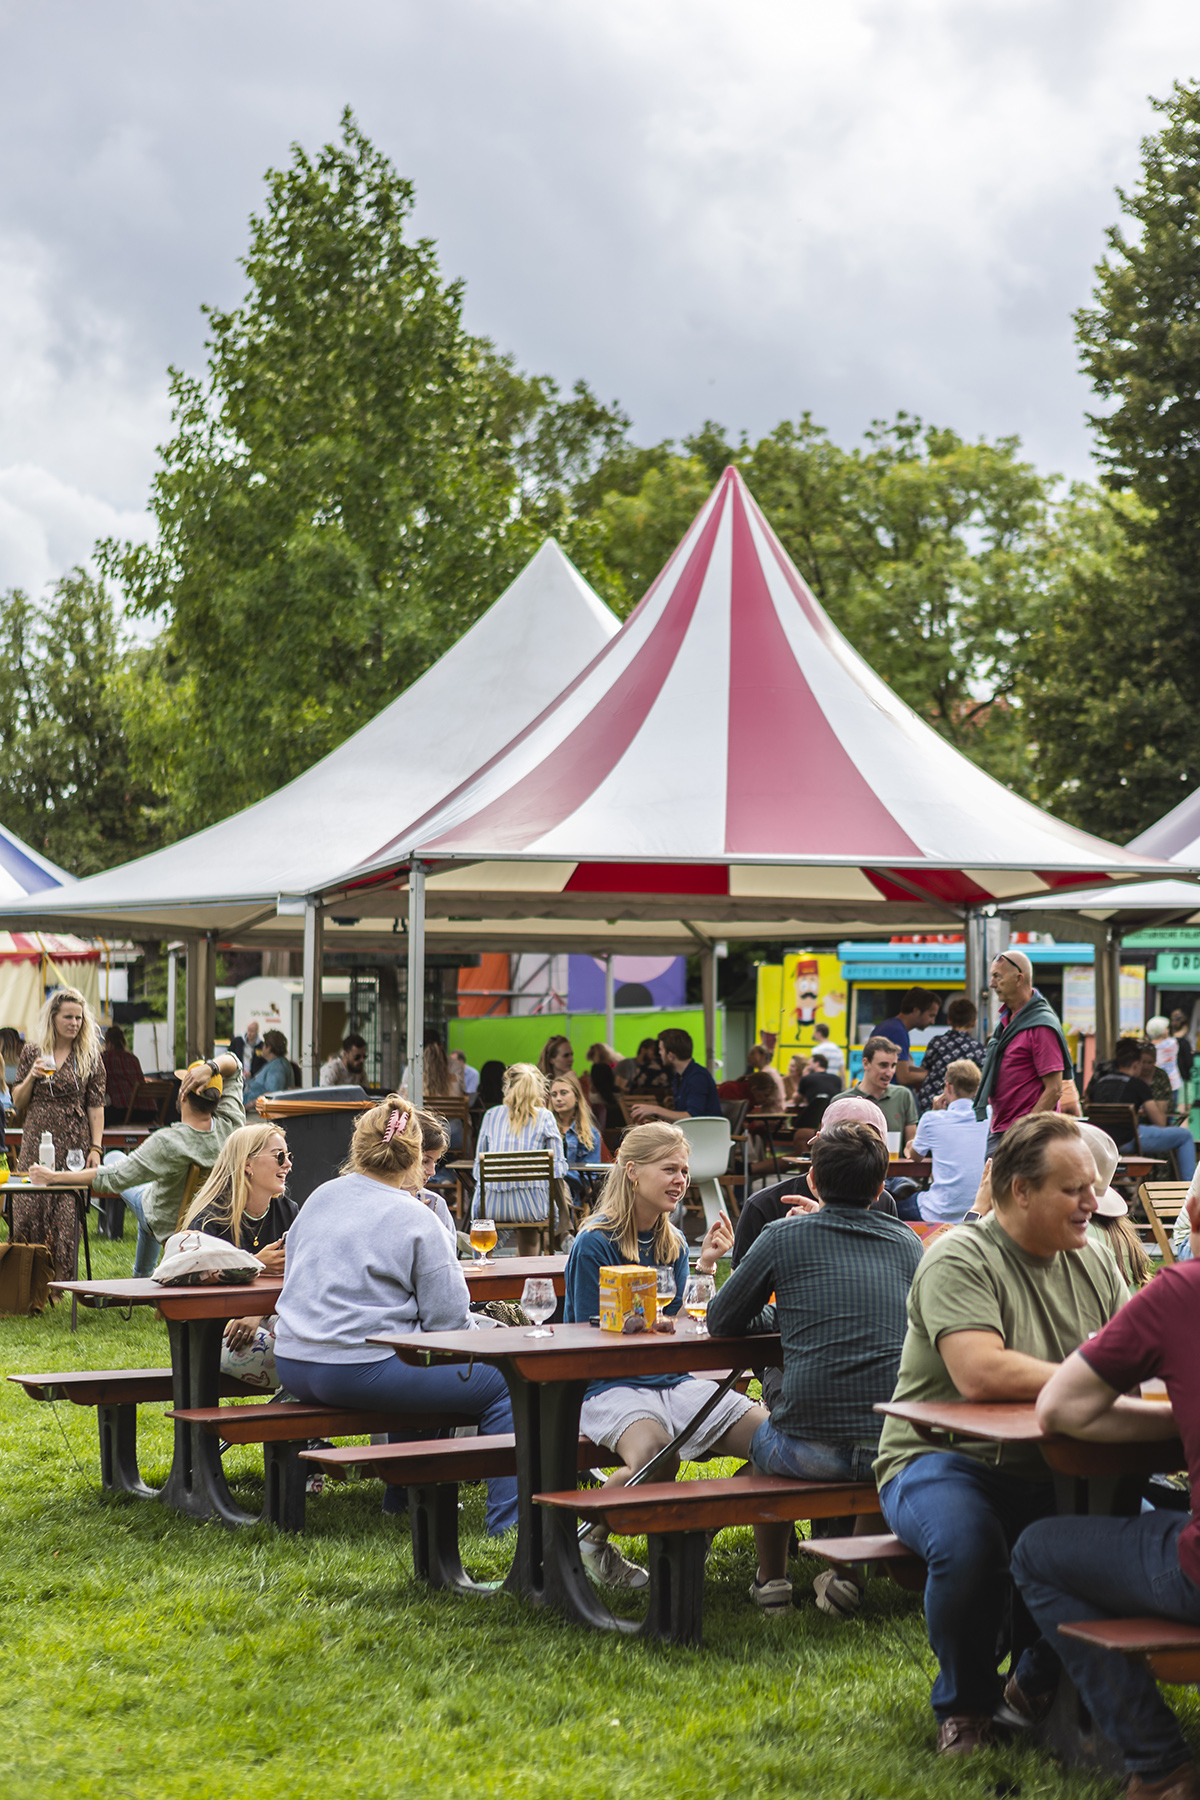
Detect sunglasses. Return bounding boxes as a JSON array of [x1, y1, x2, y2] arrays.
[[256, 1147, 291, 1167]]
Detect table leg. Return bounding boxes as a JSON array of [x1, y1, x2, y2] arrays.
[[159, 1317, 259, 1526], [96, 1401, 159, 1499], [535, 1376, 638, 1635]]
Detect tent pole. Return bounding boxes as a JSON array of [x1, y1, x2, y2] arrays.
[[204, 932, 217, 1058], [406, 862, 426, 1106], [702, 945, 717, 1072], [185, 941, 199, 1063], [1095, 935, 1119, 1065], [166, 946, 179, 1071], [605, 954, 615, 1047], [301, 902, 324, 1087]]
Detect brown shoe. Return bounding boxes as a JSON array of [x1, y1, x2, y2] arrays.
[[1002, 1673, 1055, 1726], [1126, 1763, 1200, 1800], [936, 1715, 994, 1756]]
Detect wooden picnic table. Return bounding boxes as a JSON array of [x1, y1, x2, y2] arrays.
[[373, 1319, 783, 1634], [5, 1125, 153, 1153], [49, 1255, 570, 1522]]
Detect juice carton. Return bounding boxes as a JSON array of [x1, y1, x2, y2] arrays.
[[598, 1264, 657, 1333]]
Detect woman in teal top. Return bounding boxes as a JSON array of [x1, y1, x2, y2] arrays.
[[564, 1121, 772, 1597]]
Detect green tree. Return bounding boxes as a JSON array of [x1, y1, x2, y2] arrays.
[[102, 110, 624, 835], [0, 571, 160, 875], [1063, 78, 1200, 835]]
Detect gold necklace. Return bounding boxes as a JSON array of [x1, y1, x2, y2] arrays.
[[244, 1205, 271, 1248]]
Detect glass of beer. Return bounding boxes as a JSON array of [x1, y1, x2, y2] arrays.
[[470, 1217, 497, 1266], [684, 1272, 715, 1335]]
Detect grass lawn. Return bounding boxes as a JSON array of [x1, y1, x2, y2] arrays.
[[1, 1234, 1188, 1799]]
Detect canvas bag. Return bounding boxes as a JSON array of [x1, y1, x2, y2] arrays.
[[153, 1229, 263, 1286], [0, 1241, 52, 1314]]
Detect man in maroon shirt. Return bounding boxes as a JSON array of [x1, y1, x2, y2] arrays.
[[1010, 1189, 1200, 1800], [974, 950, 1071, 1158]]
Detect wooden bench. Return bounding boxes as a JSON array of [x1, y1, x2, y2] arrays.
[[302, 1433, 616, 1591], [534, 1473, 880, 1644], [797, 1530, 927, 1593], [1057, 1618, 1200, 1684], [10, 1367, 262, 1499], [167, 1400, 476, 1532]]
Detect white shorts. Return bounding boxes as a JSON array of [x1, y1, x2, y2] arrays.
[[579, 1377, 756, 1461]]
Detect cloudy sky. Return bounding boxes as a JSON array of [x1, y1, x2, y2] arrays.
[[2, 0, 1199, 598]]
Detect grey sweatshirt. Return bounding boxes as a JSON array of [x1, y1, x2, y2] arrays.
[[274, 1172, 473, 1364]]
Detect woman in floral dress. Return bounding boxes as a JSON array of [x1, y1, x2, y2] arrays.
[[11, 986, 106, 1280]]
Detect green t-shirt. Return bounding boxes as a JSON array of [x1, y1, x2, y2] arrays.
[[847, 1081, 916, 1137], [873, 1213, 1126, 1490]]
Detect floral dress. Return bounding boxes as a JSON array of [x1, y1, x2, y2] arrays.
[[11, 1043, 106, 1283]]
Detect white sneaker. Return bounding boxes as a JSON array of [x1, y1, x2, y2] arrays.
[[580, 1536, 649, 1590], [749, 1574, 793, 1615], [813, 1568, 863, 1618]]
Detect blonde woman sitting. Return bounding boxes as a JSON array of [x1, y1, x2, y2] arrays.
[[563, 1122, 772, 1591], [274, 1095, 517, 1535], [182, 1121, 297, 1387], [547, 1070, 609, 1206], [472, 1062, 566, 1256]]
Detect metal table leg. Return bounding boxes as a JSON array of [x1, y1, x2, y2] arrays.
[[158, 1316, 259, 1526]]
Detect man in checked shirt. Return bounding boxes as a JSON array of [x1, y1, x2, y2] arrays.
[[708, 1121, 921, 1619]]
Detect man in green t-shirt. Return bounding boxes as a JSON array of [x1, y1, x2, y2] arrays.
[[847, 1036, 917, 1147], [874, 1113, 1125, 1758]]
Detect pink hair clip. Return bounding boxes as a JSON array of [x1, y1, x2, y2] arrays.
[[383, 1107, 410, 1144]]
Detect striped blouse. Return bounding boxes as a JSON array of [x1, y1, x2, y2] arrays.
[[472, 1105, 567, 1223]]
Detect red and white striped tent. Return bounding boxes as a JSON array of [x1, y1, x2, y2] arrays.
[[352, 467, 1177, 927]]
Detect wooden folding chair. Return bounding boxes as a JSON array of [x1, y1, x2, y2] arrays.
[[1136, 1181, 1190, 1265], [476, 1150, 568, 1252], [1085, 1103, 1142, 1155], [123, 1079, 176, 1128]]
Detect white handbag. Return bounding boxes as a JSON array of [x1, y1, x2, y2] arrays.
[[153, 1229, 263, 1286]]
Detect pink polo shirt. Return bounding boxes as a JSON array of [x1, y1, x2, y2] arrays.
[[989, 1026, 1066, 1135]]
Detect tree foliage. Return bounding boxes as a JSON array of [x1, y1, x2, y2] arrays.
[[101, 109, 624, 836], [1054, 78, 1200, 837], [0, 572, 160, 875]]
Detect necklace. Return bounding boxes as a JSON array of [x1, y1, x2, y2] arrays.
[[244, 1205, 271, 1249]]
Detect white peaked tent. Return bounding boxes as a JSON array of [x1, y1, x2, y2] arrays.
[[0, 825, 106, 1029], [1005, 788, 1200, 1056], [0, 541, 621, 1069]]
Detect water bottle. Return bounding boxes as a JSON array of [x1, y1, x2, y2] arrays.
[[38, 1130, 55, 1170]]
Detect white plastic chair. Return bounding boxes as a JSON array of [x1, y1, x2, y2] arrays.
[[674, 1116, 733, 1233]]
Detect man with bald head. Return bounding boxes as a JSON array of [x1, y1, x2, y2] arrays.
[[973, 949, 1073, 1158]]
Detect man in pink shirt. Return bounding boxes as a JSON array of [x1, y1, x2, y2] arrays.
[[973, 950, 1072, 1158]]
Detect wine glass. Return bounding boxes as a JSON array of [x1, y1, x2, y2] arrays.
[[470, 1217, 497, 1266], [655, 1264, 677, 1321], [65, 1148, 86, 1178], [520, 1277, 556, 1337], [684, 1272, 715, 1335]]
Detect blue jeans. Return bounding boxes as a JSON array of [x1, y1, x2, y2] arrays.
[[750, 1416, 877, 1483], [1012, 1511, 1200, 1778], [275, 1352, 518, 1536], [879, 1451, 1059, 1720], [121, 1184, 160, 1279], [1125, 1127, 1196, 1181]]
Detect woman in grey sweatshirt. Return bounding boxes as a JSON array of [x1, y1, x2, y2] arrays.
[[274, 1096, 517, 1534]]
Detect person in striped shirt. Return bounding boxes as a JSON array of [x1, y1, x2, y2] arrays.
[[472, 1063, 566, 1255]]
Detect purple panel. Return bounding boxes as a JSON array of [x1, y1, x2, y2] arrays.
[[567, 956, 687, 1012]]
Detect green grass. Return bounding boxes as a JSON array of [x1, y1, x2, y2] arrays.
[[0, 1237, 1188, 1799]]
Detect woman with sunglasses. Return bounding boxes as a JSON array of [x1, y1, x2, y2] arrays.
[[181, 1123, 297, 1385]]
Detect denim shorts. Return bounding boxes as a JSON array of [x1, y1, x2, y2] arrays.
[[749, 1415, 877, 1484]]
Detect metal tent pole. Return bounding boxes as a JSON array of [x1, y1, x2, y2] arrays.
[[301, 902, 324, 1087], [406, 862, 427, 1106], [605, 954, 615, 1048]]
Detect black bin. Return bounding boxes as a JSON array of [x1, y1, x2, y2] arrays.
[[268, 1087, 371, 1205]]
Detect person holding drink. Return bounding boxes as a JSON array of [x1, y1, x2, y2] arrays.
[[10, 986, 106, 1281], [563, 1122, 773, 1593]]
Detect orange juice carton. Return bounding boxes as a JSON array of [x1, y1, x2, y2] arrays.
[[598, 1265, 657, 1333]]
